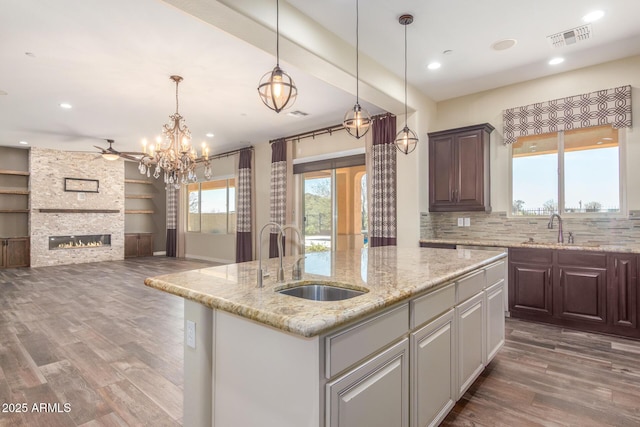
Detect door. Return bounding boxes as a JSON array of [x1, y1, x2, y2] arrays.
[[327, 338, 409, 427], [556, 266, 607, 324], [456, 292, 485, 399], [5, 237, 30, 268], [301, 164, 367, 253], [509, 262, 553, 318], [411, 309, 455, 427], [608, 254, 637, 328]]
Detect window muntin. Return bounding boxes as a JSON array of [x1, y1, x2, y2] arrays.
[[511, 125, 620, 216], [187, 178, 236, 234]]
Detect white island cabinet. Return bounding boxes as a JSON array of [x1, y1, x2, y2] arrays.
[[145, 247, 507, 427]]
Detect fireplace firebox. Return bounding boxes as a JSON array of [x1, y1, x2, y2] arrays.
[[49, 234, 111, 250]]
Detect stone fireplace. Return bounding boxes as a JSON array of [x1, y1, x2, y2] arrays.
[[30, 148, 125, 267]]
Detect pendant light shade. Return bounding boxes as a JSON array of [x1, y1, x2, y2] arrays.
[[343, 0, 371, 139], [258, 0, 297, 113], [395, 14, 418, 154]]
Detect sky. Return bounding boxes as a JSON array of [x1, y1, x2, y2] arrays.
[[512, 146, 619, 212]]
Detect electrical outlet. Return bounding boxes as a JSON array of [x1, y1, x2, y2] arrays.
[[457, 218, 464, 227], [186, 320, 196, 349], [464, 217, 470, 227]]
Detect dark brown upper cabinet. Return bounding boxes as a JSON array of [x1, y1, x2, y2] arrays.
[[428, 123, 494, 212]]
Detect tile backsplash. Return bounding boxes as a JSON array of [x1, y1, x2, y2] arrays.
[[421, 211, 640, 247]]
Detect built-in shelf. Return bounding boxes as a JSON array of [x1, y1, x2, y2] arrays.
[[124, 179, 152, 185], [125, 194, 154, 199], [38, 209, 120, 213], [0, 169, 30, 176], [125, 210, 154, 214], [0, 189, 30, 195], [0, 209, 29, 213]]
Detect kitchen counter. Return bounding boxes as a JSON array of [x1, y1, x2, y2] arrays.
[[145, 246, 506, 337], [420, 237, 640, 253]]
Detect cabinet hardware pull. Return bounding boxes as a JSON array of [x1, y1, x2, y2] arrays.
[[547, 268, 551, 286]]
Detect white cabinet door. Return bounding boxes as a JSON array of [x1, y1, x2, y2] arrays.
[[327, 338, 409, 427], [456, 291, 485, 399], [485, 280, 505, 363], [411, 309, 455, 427]]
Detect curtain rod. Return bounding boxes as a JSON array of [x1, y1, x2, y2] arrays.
[[201, 146, 253, 162], [269, 112, 395, 144]]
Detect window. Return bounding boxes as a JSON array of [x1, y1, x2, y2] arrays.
[[511, 125, 620, 216], [187, 178, 236, 233]]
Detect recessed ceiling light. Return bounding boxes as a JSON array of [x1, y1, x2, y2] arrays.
[[549, 57, 565, 65], [583, 10, 604, 23], [427, 62, 441, 70], [206, 133, 215, 138], [59, 103, 72, 109], [19, 141, 29, 145], [491, 39, 518, 51]]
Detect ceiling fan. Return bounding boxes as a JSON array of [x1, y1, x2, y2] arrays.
[[94, 139, 142, 161]]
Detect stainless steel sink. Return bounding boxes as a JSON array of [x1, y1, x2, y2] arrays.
[[276, 283, 367, 301]]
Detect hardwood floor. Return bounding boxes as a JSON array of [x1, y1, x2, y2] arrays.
[[2, 258, 640, 426], [0, 257, 217, 427]]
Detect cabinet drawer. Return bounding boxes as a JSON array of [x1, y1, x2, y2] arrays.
[[456, 270, 486, 303], [557, 250, 606, 268], [485, 261, 505, 286], [326, 303, 409, 379], [509, 248, 553, 264], [411, 283, 455, 328]]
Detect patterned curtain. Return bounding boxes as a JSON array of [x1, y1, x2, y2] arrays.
[[503, 85, 632, 144], [166, 186, 177, 257], [269, 139, 287, 258], [367, 115, 397, 247], [235, 149, 253, 263]]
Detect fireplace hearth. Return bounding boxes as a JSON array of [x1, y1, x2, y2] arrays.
[[49, 234, 112, 250]]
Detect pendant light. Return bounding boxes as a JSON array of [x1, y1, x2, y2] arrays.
[[395, 14, 418, 154], [343, 0, 371, 139], [258, 0, 297, 113]]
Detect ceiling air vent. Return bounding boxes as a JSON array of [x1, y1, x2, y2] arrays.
[[287, 110, 309, 118], [547, 24, 592, 48]]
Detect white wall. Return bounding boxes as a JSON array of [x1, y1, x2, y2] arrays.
[[434, 55, 640, 213]]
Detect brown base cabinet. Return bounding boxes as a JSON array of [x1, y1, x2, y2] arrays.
[[124, 233, 154, 258], [1, 237, 30, 268], [509, 247, 639, 339]]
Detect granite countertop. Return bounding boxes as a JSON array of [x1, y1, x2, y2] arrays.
[[419, 238, 640, 254], [144, 247, 506, 338]]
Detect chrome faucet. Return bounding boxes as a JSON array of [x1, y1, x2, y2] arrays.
[[257, 222, 284, 288], [279, 224, 305, 280], [547, 213, 564, 243]]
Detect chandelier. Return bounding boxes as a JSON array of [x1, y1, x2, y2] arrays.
[[257, 0, 297, 113], [395, 15, 418, 154], [138, 75, 211, 188]]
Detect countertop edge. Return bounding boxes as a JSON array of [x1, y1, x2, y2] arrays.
[[145, 252, 507, 338], [419, 238, 639, 253]]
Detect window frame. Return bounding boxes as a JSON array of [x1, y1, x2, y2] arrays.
[[508, 126, 627, 218], [186, 175, 236, 235]]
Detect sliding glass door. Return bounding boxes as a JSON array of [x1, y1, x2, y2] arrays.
[[300, 162, 367, 252]]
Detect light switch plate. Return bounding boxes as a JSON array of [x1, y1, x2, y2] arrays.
[[186, 320, 196, 349], [464, 218, 470, 227], [457, 218, 464, 227]]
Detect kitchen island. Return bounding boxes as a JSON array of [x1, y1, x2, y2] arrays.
[[145, 246, 507, 427]]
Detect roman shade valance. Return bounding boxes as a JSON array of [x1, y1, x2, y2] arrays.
[[503, 84, 632, 145]]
